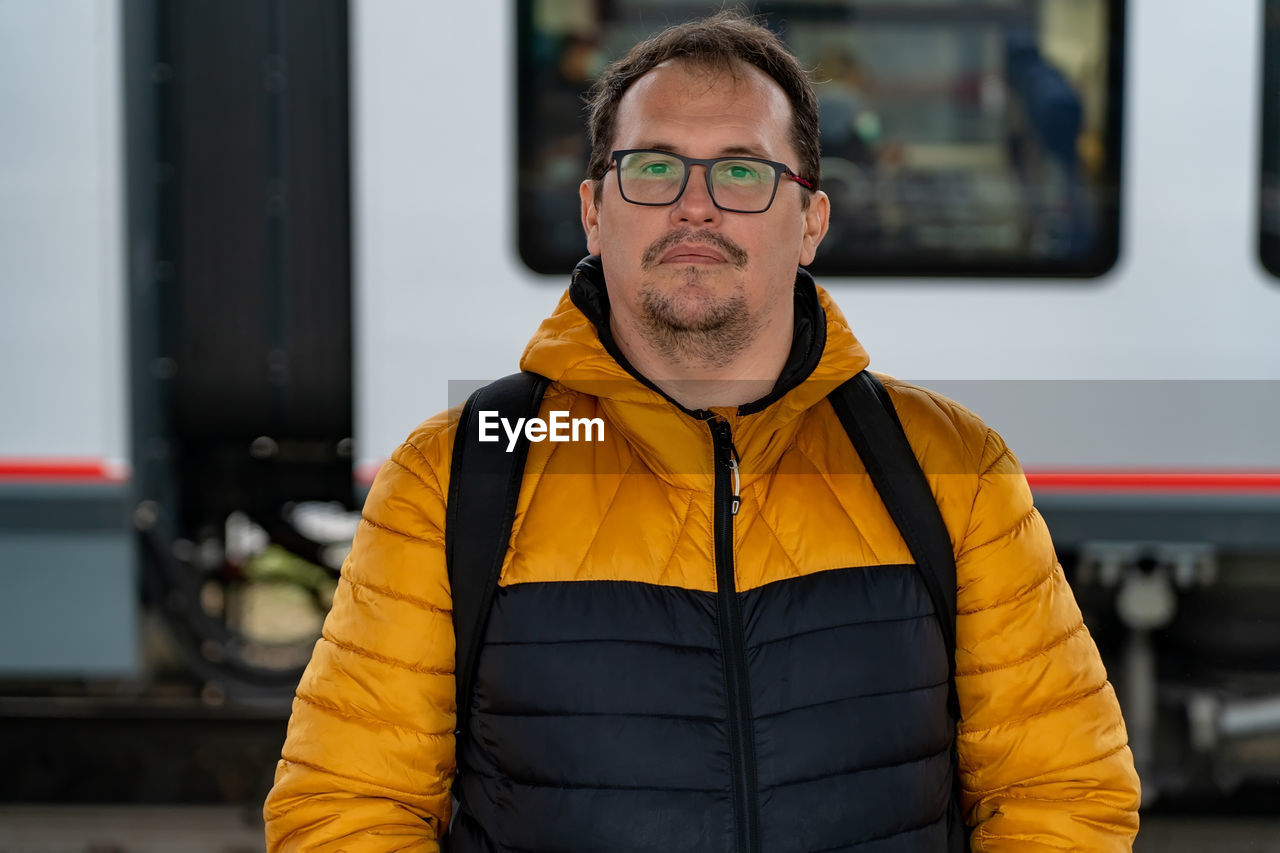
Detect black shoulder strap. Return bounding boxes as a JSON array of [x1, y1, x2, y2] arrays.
[[829, 370, 960, 722], [445, 371, 550, 747]]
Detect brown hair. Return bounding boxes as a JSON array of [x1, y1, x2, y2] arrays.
[[585, 10, 820, 205]]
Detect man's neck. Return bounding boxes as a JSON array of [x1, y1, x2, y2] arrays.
[[609, 314, 793, 410]]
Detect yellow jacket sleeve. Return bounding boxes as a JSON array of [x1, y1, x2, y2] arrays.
[[955, 429, 1141, 850], [263, 428, 457, 851]]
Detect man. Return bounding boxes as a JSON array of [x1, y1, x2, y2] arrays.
[[264, 12, 1140, 851]]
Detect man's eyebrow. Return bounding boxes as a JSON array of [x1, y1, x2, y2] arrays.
[[638, 142, 773, 159], [716, 144, 762, 157], [716, 144, 771, 158]]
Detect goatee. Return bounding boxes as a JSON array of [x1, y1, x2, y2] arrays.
[[637, 268, 758, 368], [634, 229, 756, 368]]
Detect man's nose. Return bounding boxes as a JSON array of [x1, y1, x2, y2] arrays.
[[671, 165, 720, 225]]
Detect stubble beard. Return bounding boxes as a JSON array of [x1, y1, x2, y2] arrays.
[[636, 231, 757, 369]]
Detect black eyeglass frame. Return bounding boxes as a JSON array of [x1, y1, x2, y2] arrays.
[[604, 148, 814, 214]]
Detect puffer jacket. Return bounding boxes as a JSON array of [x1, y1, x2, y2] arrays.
[[264, 258, 1140, 851]]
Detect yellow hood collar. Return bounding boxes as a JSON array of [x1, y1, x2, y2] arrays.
[[519, 256, 870, 486]]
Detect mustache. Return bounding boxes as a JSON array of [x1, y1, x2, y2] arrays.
[[640, 229, 749, 270]]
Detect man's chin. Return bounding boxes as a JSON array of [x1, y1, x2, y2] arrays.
[[645, 294, 741, 334], [637, 269, 746, 327], [651, 267, 733, 300], [655, 313, 726, 335]]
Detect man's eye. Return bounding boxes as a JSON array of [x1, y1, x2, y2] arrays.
[[640, 162, 673, 176], [723, 163, 761, 182]]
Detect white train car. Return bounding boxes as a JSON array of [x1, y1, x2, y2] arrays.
[[2, 0, 1279, 802]]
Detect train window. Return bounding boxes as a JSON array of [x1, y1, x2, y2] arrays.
[[1261, 0, 1280, 277], [517, 0, 1124, 278]]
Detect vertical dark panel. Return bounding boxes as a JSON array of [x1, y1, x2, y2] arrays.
[[278, 1, 353, 436], [172, 0, 274, 438], [1260, 0, 1280, 276], [126, 0, 182, 527], [154, 0, 353, 529]]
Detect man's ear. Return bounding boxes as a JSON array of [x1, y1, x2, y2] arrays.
[[580, 180, 601, 256], [798, 190, 830, 266]]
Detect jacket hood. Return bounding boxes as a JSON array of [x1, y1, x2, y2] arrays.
[[519, 255, 870, 486]]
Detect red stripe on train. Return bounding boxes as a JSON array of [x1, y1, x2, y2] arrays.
[[5, 459, 1280, 493], [1026, 470, 1280, 492], [0, 458, 130, 483]]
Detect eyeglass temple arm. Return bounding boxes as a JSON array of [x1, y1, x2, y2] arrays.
[[784, 171, 814, 190]]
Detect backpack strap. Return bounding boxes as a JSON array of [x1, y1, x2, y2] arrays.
[[828, 370, 960, 722], [445, 371, 550, 758]]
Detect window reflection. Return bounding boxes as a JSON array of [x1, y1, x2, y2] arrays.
[[517, 0, 1123, 278]]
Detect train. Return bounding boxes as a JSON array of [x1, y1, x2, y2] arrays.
[[2, 0, 1279, 807]]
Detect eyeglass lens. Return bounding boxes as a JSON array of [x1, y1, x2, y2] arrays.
[[618, 152, 777, 211]]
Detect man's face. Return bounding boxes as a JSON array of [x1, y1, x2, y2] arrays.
[[580, 60, 829, 370]]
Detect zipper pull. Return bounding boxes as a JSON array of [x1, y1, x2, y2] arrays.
[[728, 454, 741, 517], [708, 417, 742, 517]]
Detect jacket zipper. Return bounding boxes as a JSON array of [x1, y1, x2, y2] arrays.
[[709, 418, 758, 853]]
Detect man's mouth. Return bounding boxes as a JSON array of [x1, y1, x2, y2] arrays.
[[641, 230, 748, 269], [660, 244, 727, 265]]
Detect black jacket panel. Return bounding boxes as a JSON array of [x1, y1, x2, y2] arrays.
[[451, 564, 956, 853]]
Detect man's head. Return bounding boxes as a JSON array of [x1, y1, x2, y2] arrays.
[[585, 11, 822, 207], [579, 12, 830, 379]]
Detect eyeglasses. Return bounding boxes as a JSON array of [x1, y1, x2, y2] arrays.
[[604, 149, 813, 214]]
